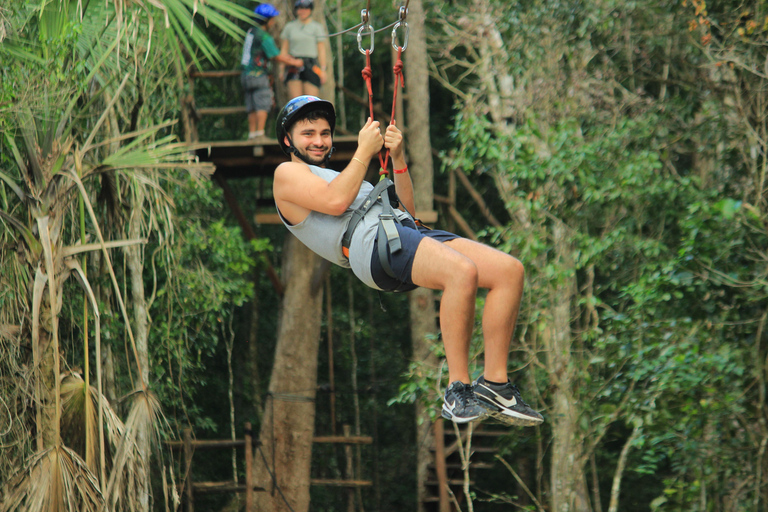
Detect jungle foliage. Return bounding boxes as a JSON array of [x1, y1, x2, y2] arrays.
[[2, 0, 768, 511]]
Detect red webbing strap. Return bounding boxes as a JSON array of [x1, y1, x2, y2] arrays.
[[384, 46, 405, 177], [361, 50, 387, 173], [361, 47, 406, 178]]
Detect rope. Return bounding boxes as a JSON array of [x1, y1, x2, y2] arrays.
[[268, 392, 315, 403], [361, 40, 406, 177]]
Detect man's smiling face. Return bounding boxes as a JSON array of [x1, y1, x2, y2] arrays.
[[287, 118, 332, 166]]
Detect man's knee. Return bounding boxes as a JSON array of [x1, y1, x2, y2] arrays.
[[454, 257, 479, 289], [500, 255, 524, 286], [509, 256, 524, 279]]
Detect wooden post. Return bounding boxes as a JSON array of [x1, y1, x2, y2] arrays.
[[245, 422, 254, 512], [344, 425, 354, 512], [326, 277, 337, 436], [187, 65, 198, 143], [448, 168, 456, 234], [433, 419, 450, 512], [183, 427, 194, 512]]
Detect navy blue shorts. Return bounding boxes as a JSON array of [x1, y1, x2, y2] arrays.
[[370, 218, 459, 292]]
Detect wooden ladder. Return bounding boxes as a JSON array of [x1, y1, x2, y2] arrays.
[[424, 419, 506, 512]]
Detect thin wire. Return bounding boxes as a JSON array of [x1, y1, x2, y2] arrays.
[[325, 21, 364, 38], [322, 17, 399, 38]]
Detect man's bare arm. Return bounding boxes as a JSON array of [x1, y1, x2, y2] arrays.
[[274, 118, 383, 222], [384, 124, 416, 215]]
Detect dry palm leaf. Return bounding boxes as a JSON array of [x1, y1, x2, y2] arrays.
[[0, 445, 103, 512]]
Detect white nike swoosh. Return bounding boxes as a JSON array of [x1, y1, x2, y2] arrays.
[[446, 400, 457, 412], [482, 385, 517, 408]]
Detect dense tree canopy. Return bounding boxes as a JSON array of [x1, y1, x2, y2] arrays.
[[2, 0, 768, 510]]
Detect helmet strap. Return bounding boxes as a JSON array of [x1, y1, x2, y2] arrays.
[[286, 133, 335, 166]]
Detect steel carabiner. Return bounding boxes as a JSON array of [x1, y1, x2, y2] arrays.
[[357, 10, 375, 54], [391, 6, 409, 50]]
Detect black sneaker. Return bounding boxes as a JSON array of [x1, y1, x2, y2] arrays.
[[441, 381, 488, 423], [473, 376, 544, 427]]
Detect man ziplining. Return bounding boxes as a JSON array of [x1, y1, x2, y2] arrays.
[[271, 95, 543, 427]]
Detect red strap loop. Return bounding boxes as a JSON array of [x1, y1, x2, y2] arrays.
[[361, 46, 406, 176]]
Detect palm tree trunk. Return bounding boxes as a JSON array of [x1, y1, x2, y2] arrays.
[[126, 186, 151, 512]]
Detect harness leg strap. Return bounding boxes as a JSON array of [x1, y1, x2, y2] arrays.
[[377, 220, 398, 279]]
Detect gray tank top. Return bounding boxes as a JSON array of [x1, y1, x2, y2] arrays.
[[277, 164, 409, 290]]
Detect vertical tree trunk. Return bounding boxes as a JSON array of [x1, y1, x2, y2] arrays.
[[247, 273, 263, 415], [34, 216, 63, 452], [126, 187, 151, 512], [546, 222, 589, 512], [125, 187, 152, 512], [255, 236, 324, 512], [403, 1, 438, 509], [35, 280, 58, 451]]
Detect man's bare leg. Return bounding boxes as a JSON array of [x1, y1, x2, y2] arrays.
[[410, 236, 538, 425], [443, 238, 524, 383], [410, 237, 479, 384]]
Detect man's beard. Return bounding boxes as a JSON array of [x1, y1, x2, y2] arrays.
[[295, 144, 330, 165]]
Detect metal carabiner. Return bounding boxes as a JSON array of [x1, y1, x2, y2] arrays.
[[358, 24, 375, 54], [392, 21, 409, 51]]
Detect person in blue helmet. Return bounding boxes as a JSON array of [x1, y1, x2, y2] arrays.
[[240, 3, 304, 140], [272, 96, 545, 427]]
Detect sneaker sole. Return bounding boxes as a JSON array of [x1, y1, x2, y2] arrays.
[[441, 405, 485, 424], [477, 399, 544, 427]]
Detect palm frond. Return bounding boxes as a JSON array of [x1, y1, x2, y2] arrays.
[[0, 445, 104, 512], [61, 238, 147, 259], [0, 324, 21, 341], [0, 36, 47, 65], [0, 210, 42, 256], [103, 390, 169, 511], [16, 108, 46, 187], [59, 373, 127, 470], [157, 0, 253, 65], [0, 165, 26, 202], [66, 169, 146, 381]]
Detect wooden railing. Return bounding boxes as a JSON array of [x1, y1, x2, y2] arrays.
[[166, 422, 373, 511]]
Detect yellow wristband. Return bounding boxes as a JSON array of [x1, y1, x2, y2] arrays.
[[351, 157, 368, 169]]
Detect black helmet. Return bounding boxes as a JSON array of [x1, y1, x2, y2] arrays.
[[276, 95, 336, 156], [294, 0, 313, 9]]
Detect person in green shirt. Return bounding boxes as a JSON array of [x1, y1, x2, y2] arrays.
[[240, 3, 303, 140]]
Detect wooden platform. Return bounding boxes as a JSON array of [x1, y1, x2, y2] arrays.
[[194, 136, 438, 225], [192, 135, 361, 180]]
